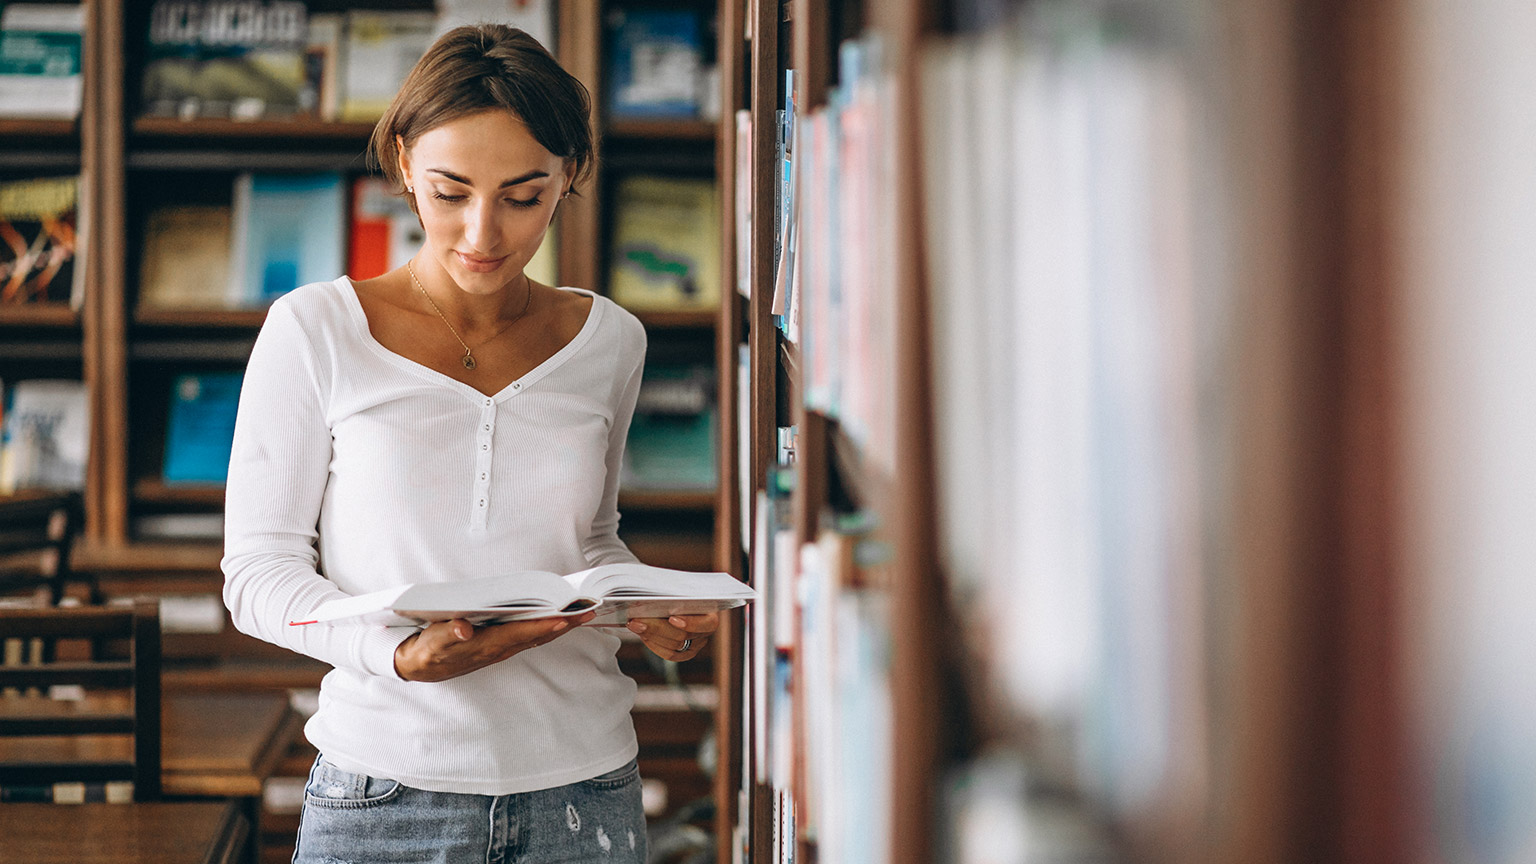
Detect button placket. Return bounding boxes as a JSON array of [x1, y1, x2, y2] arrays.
[[471, 397, 497, 530]]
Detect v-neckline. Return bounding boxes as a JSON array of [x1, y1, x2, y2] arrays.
[[334, 275, 604, 401]]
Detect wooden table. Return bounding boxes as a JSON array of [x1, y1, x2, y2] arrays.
[[0, 691, 298, 862], [0, 690, 300, 797], [0, 800, 248, 863], [160, 692, 302, 798]]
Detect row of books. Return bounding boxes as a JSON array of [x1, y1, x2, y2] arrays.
[[920, 13, 1205, 854], [0, 0, 714, 125], [137, 172, 713, 313], [734, 478, 894, 864], [154, 361, 718, 488], [0, 361, 717, 537], [751, 37, 899, 476], [140, 0, 553, 123], [140, 172, 346, 310]]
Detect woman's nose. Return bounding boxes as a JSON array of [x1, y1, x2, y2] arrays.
[[463, 200, 501, 252]]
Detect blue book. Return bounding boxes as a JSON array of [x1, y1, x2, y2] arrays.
[[229, 172, 345, 306], [605, 9, 702, 118], [162, 372, 243, 485]]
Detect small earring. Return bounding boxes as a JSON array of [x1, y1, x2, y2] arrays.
[[407, 185, 415, 193]]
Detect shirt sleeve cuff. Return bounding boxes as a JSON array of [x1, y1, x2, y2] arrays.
[[353, 625, 416, 680]]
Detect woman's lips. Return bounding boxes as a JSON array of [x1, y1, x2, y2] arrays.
[[456, 251, 508, 272]]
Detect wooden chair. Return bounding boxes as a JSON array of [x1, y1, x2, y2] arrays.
[[0, 601, 162, 801], [0, 490, 96, 606]]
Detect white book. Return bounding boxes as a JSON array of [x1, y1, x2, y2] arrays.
[[289, 563, 754, 628], [0, 4, 84, 120], [0, 379, 88, 492]]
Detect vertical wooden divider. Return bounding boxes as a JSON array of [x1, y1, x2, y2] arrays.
[[97, 0, 128, 548], [557, 0, 603, 294], [715, 0, 748, 860]]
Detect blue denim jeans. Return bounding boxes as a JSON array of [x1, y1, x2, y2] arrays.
[[293, 755, 648, 864]]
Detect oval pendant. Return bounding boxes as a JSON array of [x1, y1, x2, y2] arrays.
[[462, 354, 477, 370]]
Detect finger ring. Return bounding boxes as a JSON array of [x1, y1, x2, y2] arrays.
[[680, 638, 693, 652]]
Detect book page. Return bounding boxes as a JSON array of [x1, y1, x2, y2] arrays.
[[564, 563, 754, 600]]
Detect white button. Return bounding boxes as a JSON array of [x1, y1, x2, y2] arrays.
[[482, 444, 489, 451], [484, 398, 493, 406], [512, 383, 521, 390], [478, 499, 486, 507], [483, 424, 490, 431], [480, 473, 487, 481]]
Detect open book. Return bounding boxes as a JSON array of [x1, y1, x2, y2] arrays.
[[288, 564, 754, 628]]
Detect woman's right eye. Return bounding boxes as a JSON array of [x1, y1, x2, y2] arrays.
[[432, 192, 467, 203]]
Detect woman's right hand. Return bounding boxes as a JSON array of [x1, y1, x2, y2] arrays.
[[392, 612, 595, 682]]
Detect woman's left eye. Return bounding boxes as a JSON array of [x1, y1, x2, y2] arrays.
[[508, 197, 542, 209]]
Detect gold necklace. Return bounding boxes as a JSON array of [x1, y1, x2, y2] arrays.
[[406, 261, 531, 371]]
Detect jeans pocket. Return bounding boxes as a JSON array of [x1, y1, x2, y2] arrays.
[[303, 755, 403, 809], [581, 758, 641, 791]]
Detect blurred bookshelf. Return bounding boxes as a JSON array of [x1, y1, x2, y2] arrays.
[[3, 2, 737, 862]]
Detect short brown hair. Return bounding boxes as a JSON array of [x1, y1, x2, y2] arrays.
[[368, 25, 594, 210]]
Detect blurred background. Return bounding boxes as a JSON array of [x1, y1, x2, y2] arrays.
[[4, 0, 1535, 863]]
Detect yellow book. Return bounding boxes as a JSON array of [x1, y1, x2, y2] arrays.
[[608, 175, 719, 311]]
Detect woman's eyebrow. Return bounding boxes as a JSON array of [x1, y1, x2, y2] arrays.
[[427, 168, 551, 188]]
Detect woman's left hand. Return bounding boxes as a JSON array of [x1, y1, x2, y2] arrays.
[[628, 612, 718, 661]]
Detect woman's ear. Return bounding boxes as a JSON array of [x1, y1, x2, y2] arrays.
[[397, 134, 413, 193]]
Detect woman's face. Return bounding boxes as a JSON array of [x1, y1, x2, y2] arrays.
[[398, 109, 569, 295]]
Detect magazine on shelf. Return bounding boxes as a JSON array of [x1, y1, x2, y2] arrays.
[[289, 563, 754, 628], [608, 174, 719, 311], [605, 8, 704, 119], [0, 379, 88, 493], [0, 175, 80, 308], [338, 9, 434, 122], [138, 203, 232, 310], [228, 172, 345, 307], [162, 371, 242, 485]]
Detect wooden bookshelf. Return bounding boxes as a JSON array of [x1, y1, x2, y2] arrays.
[[132, 307, 269, 328], [4, 1, 737, 859], [132, 117, 376, 141], [72, 538, 223, 573], [0, 305, 82, 327], [608, 117, 718, 141], [132, 478, 224, 508], [633, 309, 719, 330], [727, 0, 945, 861], [619, 489, 718, 511], [0, 118, 78, 138]]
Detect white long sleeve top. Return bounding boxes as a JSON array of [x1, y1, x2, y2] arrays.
[[221, 276, 647, 795]]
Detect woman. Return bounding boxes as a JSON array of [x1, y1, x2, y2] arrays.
[[221, 24, 715, 863]]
